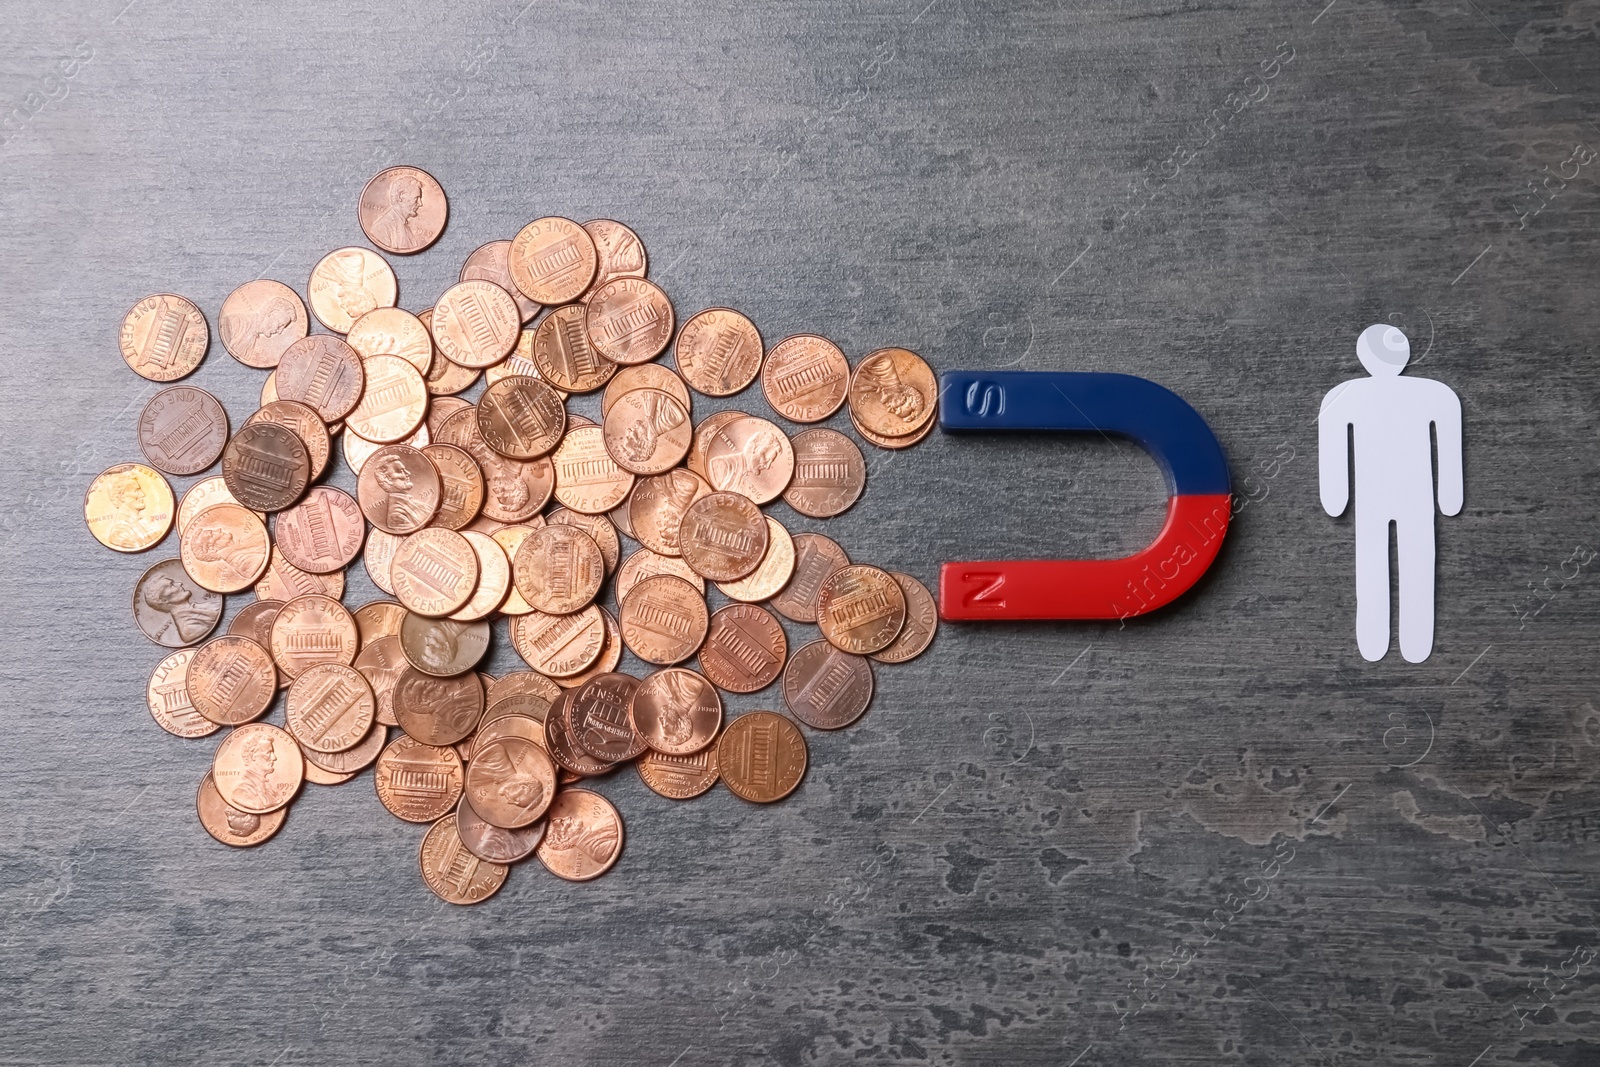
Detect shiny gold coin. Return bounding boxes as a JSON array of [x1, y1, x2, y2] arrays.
[[119, 293, 208, 381], [180, 503, 271, 593], [85, 463, 174, 553], [346, 306, 433, 374], [308, 246, 398, 333]]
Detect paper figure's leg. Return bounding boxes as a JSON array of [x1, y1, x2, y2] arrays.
[[1354, 511, 1391, 661], [1397, 512, 1437, 663]]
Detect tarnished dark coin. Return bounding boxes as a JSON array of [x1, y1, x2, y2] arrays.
[[783, 640, 874, 730], [770, 533, 850, 624], [119, 293, 208, 381], [636, 746, 720, 800], [138, 386, 229, 476], [393, 667, 484, 747], [816, 565, 907, 655], [244, 400, 332, 481], [782, 428, 865, 518], [567, 672, 648, 762], [133, 558, 223, 647], [398, 613, 491, 677], [275, 334, 366, 422], [631, 667, 721, 756], [477, 375, 566, 459], [717, 711, 807, 803], [872, 572, 938, 664], [699, 603, 787, 694]]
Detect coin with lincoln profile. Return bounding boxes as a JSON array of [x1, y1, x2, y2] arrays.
[[219, 280, 307, 369], [359, 166, 448, 255], [212, 723, 303, 815], [133, 558, 223, 648]]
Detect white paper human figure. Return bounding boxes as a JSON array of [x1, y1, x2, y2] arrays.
[[1319, 324, 1463, 663]]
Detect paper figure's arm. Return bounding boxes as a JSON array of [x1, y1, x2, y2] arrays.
[[1432, 384, 1464, 516], [1318, 387, 1353, 517]]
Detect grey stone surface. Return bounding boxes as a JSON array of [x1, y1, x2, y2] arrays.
[[1, 0, 1598, 1063]]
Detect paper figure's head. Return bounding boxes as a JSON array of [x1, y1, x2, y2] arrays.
[[1357, 324, 1409, 377]]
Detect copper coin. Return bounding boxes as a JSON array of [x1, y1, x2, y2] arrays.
[[674, 307, 762, 396], [531, 303, 615, 392], [601, 363, 690, 419], [486, 672, 563, 713], [212, 723, 303, 814], [393, 667, 483, 747], [219, 280, 307, 369], [196, 771, 285, 846], [363, 529, 400, 594], [137, 386, 228, 476], [552, 425, 634, 514], [554, 608, 623, 690], [716, 516, 795, 603], [477, 375, 566, 459], [608, 496, 635, 538], [274, 487, 365, 575], [357, 443, 441, 534], [465, 732, 557, 828], [425, 350, 480, 396], [873, 572, 938, 663], [260, 370, 279, 406], [782, 428, 866, 518], [244, 401, 331, 481], [180, 503, 271, 594], [419, 814, 509, 904], [490, 525, 539, 615], [222, 421, 311, 513], [566, 672, 648, 762], [685, 409, 749, 482], [375, 734, 463, 823], [848, 348, 937, 437], [619, 574, 709, 665], [229, 598, 284, 688], [636, 746, 720, 800], [85, 463, 174, 553], [602, 387, 691, 475], [535, 788, 624, 880], [761, 333, 850, 423], [770, 533, 850, 624], [254, 545, 344, 602], [817, 565, 907, 655], [308, 246, 398, 333], [303, 722, 388, 775], [546, 508, 620, 576], [678, 491, 768, 582], [354, 634, 408, 727], [473, 705, 550, 756], [699, 603, 787, 694], [359, 166, 448, 255], [783, 640, 874, 730], [431, 280, 521, 368], [510, 605, 606, 678], [426, 395, 473, 438], [269, 594, 358, 680], [345, 306, 433, 373], [398, 613, 491, 677], [186, 635, 277, 725], [301, 760, 358, 787], [344, 419, 429, 476], [119, 293, 208, 381], [345, 354, 427, 443], [718, 711, 807, 803], [631, 667, 720, 756], [176, 476, 260, 537], [584, 277, 674, 365], [512, 524, 604, 615], [450, 531, 511, 622], [582, 218, 648, 297], [542, 697, 614, 776], [851, 404, 937, 450], [616, 549, 704, 602], [146, 648, 221, 738], [286, 663, 376, 753], [456, 795, 545, 863], [485, 327, 558, 391], [461, 240, 540, 323], [352, 600, 406, 648], [509, 216, 597, 305], [275, 334, 366, 421], [704, 415, 795, 505], [435, 406, 554, 522]]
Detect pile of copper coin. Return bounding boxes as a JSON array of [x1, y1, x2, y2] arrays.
[[85, 166, 938, 903]]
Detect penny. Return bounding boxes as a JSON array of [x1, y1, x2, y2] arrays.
[[637, 746, 719, 800], [485, 673, 562, 714], [456, 795, 545, 863], [302, 721, 388, 774], [674, 307, 763, 397], [301, 761, 358, 787], [783, 640, 874, 730], [275, 335, 366, 422], [584, 277, 674, 364], [551, 425, 634, 514], [465, 732, 557, 828], [762, 333, 851, 423], [678, 491, 768, 582], [425, 350, 480, 396], [363, 529, 400, 594], [631, 667, 721, 756], [509, 216, 597, 305], [308, 246, 398, 333], [619, 574, 709, 666], [393, 667, 483, 747], [286, 663, 376, 753], [489, 525, 538, 615], [872, 572, 939, 664], [254, 545, 344, 602], [510, 605, 606, 678], [472, 705, 549, 755], [344, 418, 429, 475], [426, 395, 473, 439], [219, 280, 308, 369], [358, 166, 448, 255], [212, 722, 303, 815], [346, 306, 433, 374], [718, 711, 808, 803], [582, 218, 648, 297], [553, 608, 623, 690], [197, 771, 286, 847], [848, 348, 937, 438], [477, 375, 565, 459], [685, 409, 748, 482], [356, 443, 441, 534], [345, 354, 427, 444], [546, 509, 620, 576], [177, 477, 261, 536], [436, 407, 554, 522], [222, 422, 311, 513], [566, 672, 648, 762], [431, 280, 521, 368], [85, 463, 174, 553], [398, 613, 491, 677], [229, 599, 284, 689], [119, 293, 208, 381], [261, 371, 278, 406], [181, 503, 271, 593], [816, 564, 907, 655], [450, 531, 511, 621], [600, 367, 687, 425], [704, 415, 795, 505], [273, 486, 365, 574], [186, 635, 277, 725], [461, 240, 540, 323], [531, 303, 615, 392], [485, 328, 559, 391], [616, 548, 705, 602], [146, 649, 221, 738], [512, 523, 604, 615], [244, 401, 332, 481], [419, 813, 508, 904], [269, 594, 358, 680], [353, 600, 406, 648], [354, 634, 408, 727], [851, 405, 937, 450], [699, 603, 787, 694], [536, 789, 624, 880], [602, 387, 692, 475], [770, 532, 850, 624], [716, 516, 795, 603], [138, 386, 228, 476], [375, 735, 463, 823], [543, 697, 613, 776], [782, 428, 866, 518]]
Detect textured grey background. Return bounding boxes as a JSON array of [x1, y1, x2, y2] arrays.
[[1, 0, 1598, 1064]]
